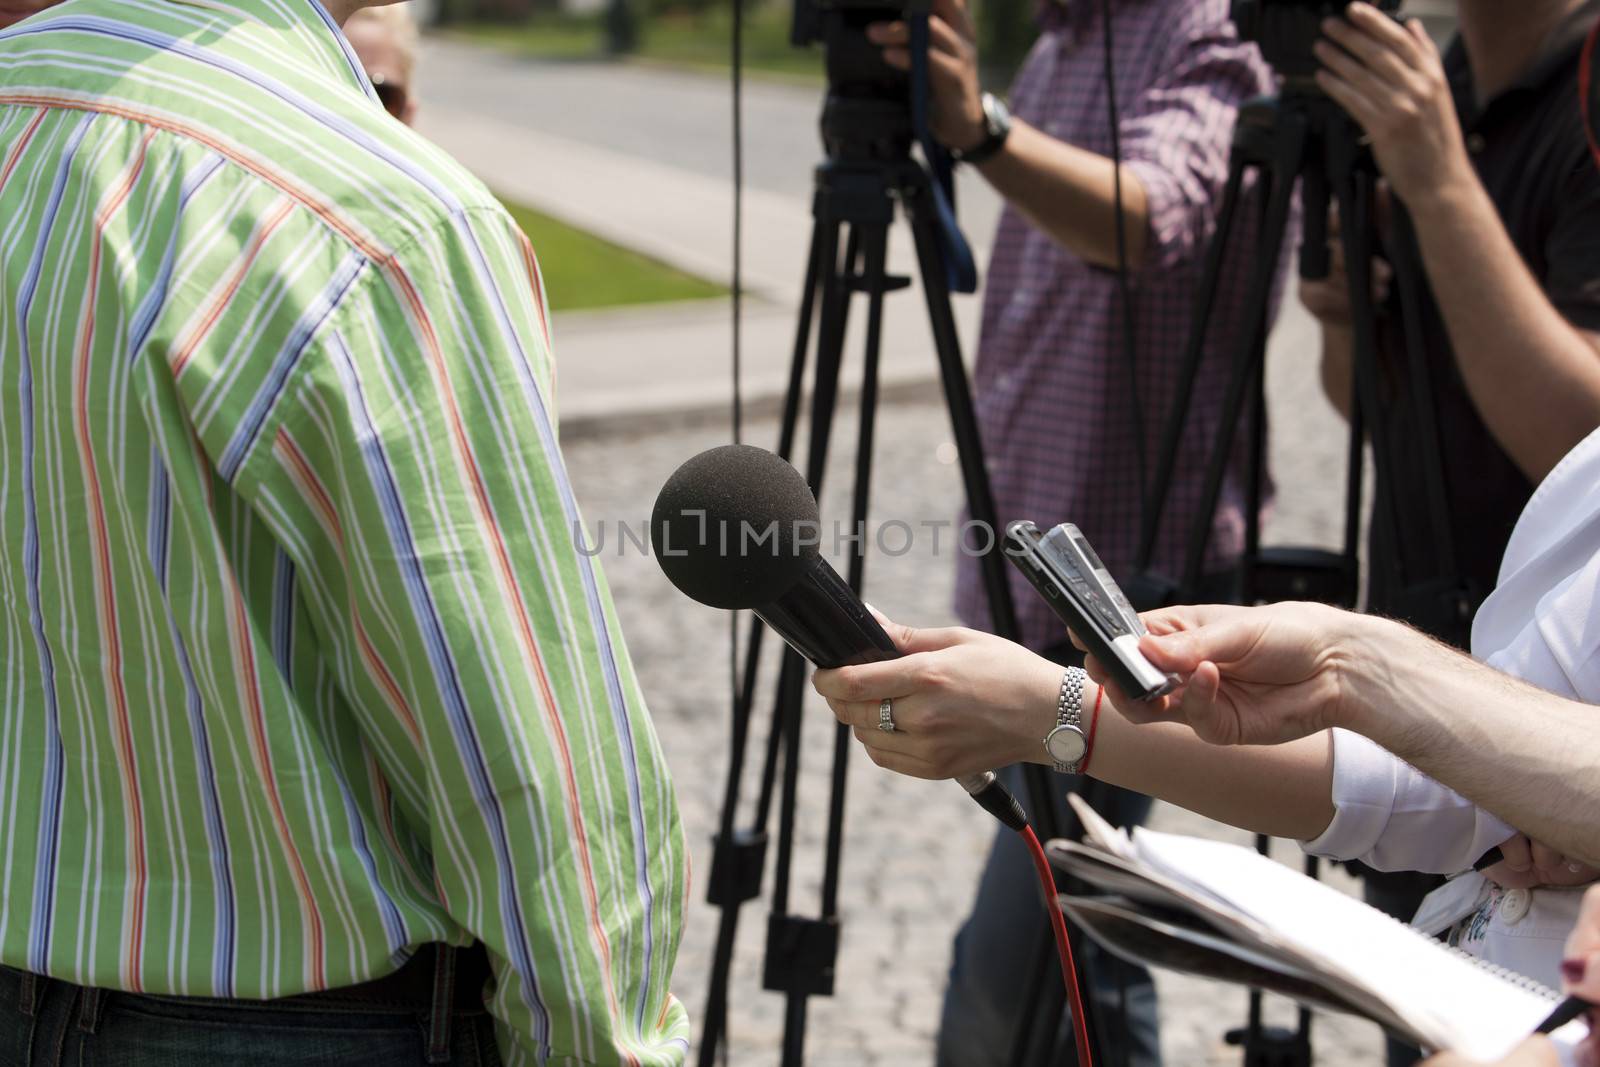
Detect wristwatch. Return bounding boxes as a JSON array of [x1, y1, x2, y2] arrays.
[[953, 92, 1012, 166], [1044, 667, 1088, 774]]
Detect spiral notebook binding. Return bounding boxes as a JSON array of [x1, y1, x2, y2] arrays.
[[1293, 864, 1566, 1003], [1448, 944, 1560, 1000], [1361, 883, 1560, 1001]]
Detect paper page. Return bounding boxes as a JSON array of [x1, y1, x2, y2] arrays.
[[1131, 828, 1558, 1063], [1066, 791, 1136, 860]]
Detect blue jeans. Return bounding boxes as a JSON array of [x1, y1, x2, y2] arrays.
[[0, 963, 501, 1066]]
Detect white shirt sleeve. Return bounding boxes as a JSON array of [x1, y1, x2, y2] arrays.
[[1300, 729, 1514, 874], [1302, 430, 1600, 880]]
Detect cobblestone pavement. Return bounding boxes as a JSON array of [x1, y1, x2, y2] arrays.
[[561, 368, 1386, 1065]]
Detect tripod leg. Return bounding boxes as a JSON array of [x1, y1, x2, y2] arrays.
[[1180, 111, 1306, 593], [1238, 166, 1276, 607], [820, 218, 892, 923], [775, 218, 824, 462], [1389, 205, 1460, 582], [898, 175, 1019, 643], [1137, 144, 1252, 572], [1329, 161, 1405, 604], [755, 223, 862, 831], [772, 647, 810, 1067], [770, 212, 863, 1067], [697, 208, 839, 1067]]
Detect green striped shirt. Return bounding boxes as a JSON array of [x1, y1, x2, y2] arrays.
[[0, 0, 689, 1062]]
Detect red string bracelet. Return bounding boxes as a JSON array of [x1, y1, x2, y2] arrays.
[[1081, 684, 1105, 776]]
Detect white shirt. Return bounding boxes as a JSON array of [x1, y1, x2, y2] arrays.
[[1301, 425, 1600, 989]]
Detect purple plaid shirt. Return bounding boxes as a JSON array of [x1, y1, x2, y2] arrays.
[[954, 0, 1285, 650]]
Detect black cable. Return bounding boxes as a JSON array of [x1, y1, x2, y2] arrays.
[[731, 0, 744, 449], [1100, 0, 1146, 506], [723, 6, 744, 1062]]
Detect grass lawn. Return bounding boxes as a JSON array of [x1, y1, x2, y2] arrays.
[[499, 197, 726, 312], [445, 4, 823, 82]]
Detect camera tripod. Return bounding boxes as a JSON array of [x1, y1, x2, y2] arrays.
[[693, 90, 1120, 1067], [1129, 86, 1466, 1066]]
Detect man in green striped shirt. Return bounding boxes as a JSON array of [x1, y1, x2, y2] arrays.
[[0, 0, 689, 1063]]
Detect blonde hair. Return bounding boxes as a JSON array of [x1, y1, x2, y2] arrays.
[[346, 3, 419, 83]]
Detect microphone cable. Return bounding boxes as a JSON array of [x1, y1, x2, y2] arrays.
[[730, 0, 743, 451], [955, 771, 1092, 1066], [1023, 823, 1093, 1067]]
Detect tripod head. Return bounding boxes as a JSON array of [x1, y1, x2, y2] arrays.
[[792, 0, 915, 162], [789, 0, 978, 290], [1232, 87, 1378, 284]]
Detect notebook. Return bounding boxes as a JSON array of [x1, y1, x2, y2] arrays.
[[1050, 795, 1588, 1064]]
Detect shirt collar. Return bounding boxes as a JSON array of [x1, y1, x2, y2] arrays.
[[1445, 0, 1600, 125], [167, 0, 379, 101]]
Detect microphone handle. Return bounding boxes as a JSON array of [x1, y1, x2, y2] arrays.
[[956, 772, 1028, 832], [752, 556, 1029, 831]]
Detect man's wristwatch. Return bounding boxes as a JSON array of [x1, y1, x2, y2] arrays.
[[953, 92, 1012, 166], [1044, 667, 1089, 774]]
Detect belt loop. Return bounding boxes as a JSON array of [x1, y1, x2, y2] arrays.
[[75, 986, 106, 1034], [425, 945, 457, 1064], [19, 972, 43, 1018]]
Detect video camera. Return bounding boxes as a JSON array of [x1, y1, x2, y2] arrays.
[[1232, 0, 1403, 81], [789, 0, 927, 162], [791, 0, 908, 101]]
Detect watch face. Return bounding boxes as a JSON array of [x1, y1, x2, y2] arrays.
[[1046, 725, 1087, 765], [983, 94, 1011, 138]]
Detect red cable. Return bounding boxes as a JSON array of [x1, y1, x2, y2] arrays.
[[1021, 824, 1093, 1067]]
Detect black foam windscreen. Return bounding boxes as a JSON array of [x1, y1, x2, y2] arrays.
[[651, 445, 820, 610]]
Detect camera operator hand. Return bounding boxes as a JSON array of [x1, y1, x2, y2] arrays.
[[866, 0, 985, 153], [1312, 2, 1473, 208]]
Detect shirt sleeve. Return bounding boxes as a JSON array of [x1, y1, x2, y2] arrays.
[[220, 207, 690, 1066], [1117, 3, 1274, 273], [1300, 729, 1514, 874], [1479, 537, 1600, 703]]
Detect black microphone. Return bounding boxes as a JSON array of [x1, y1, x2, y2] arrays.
[[651, 444, 1027, 831]]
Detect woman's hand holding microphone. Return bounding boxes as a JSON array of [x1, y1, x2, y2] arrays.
[[812, 620, 1063, 780]]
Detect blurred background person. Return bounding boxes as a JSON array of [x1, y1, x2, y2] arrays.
[[868, 0, 1286, 1061], [346, 2, 420, 125]]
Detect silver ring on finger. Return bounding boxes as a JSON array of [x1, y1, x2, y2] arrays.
[[877, 698, 896, 733]]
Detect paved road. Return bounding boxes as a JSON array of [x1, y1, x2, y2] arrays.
[[418, 36, 1005, 238]]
